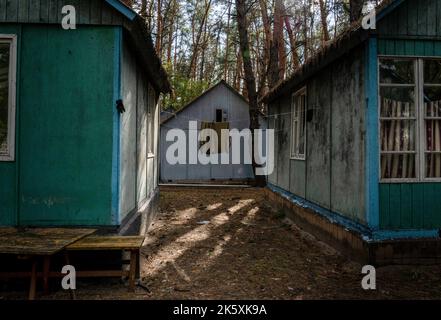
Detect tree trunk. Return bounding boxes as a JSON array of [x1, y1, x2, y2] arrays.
[[235, 0, 266, 187], [155, 0, 163, 55], [319, 0, 330, 42], [284, 15, 300, 69], [187, 0, 212, 79], [350, 0, 365, 23]]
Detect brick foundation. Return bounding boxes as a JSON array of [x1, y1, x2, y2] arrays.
[[264, 187, 441, 266]]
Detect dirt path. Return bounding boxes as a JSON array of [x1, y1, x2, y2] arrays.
[[139, 187, 441, 300], [2, 187, 441, 300]]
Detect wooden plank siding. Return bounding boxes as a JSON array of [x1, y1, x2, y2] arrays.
[[377, 38, 441, 230], [380, 184, 441, 229], [0, 0, 124, 26], [378, 0, 441, 38], [377, 0, 441, 231]]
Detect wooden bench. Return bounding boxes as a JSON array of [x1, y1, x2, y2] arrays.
[[66, 236, 145, 291], [0, 228, 96, 300]]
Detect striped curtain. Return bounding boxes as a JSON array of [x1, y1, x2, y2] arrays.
[[380, 98, 416, 179], [425, 101, 441, 178]]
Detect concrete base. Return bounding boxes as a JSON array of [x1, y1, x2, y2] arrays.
[[264, 187, 441, 266], [118, 187, 160, 236]]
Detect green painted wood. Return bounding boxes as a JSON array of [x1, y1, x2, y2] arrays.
[[424, 41, 435, 56], [395, 40, 405, 55], [404, 40, 415, 55], [0, 24, 22, 226], [400, 184, 413, 228], [0, 0, 125, 26], [434, 184, 441, 226], [17, 25, 117, 226], [412, 184, 424, 229], [380, 183, 441, 230], [379, 184, 390, 228], [389, 184, 402, 228], [423, 184, 435, 228], [378, 39, 441, 56]]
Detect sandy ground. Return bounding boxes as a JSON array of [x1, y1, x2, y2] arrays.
[[2, 187, 441, 300]]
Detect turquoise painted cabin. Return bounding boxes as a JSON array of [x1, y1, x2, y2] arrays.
[[264, 0, 441, 242], [0, 0, 171, 232]]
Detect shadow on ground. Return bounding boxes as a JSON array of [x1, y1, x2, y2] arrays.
[[2, 187, 441, 300]]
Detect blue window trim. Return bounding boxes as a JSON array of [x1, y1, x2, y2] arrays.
[[365, 36, 380, 230], [376, 0, 405, 21], [105, 0, 137, 21], [111, 27, 122, 225]]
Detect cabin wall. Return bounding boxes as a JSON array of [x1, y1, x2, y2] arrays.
[[0, 24, 117, 226], [0, 0, 126, 26], [375, 0, 441, 231], [160, 83, 254, 182], [268, 46, 367, 224], [119, 38, 158, 224]]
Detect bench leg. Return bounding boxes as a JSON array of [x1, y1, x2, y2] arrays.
[[43, 256, 51, 294], [64, 252, 76, 300], [29, 259, 38, 300], [128, 250, 138, 291]]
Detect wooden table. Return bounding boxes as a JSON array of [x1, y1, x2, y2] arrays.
[[0, 228, 96, 300]]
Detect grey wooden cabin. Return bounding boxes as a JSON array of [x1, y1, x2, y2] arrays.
[[264, 0, 441, 242], [160, 80, 257, 183]]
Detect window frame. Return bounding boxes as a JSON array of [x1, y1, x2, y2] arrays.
[[0, 35, 17, 162], [378, 55, 441, 183], [147, 84, 156, 159], [290, 87, 307, 161]]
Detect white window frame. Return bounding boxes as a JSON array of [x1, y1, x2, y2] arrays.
[[0, 35, 17, 162], [291, 87, 307, 160], [147, 84, 156, 159], [378, 55, 441, 183]]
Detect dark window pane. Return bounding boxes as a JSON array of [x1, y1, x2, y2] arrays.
[[381, 154, 416, 179], [424, 59, 441, 84], [425, 119, 441, 152], [0, 43, 10, 154], [380, 120, 416, 152], [426, 154, 441, 178], [380, 87, 415, 117], [424, 87, 441, 114], [380, 59, 415, 84]]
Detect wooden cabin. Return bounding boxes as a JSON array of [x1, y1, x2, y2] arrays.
[[0, 0, 171, 234], [160, 80, 261, 184], [263, 0, 441, 264]]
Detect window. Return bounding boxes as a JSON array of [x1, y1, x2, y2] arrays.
[[0, 35, 16, 161], [291, 88, 307, 160], [379, 57, 441, 181], [215, 108, 228, 122], [147, 85, 156, 157]]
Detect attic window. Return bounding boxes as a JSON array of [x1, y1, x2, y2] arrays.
[[0, 35, 16, 162], [216, 109, 223, 122]]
